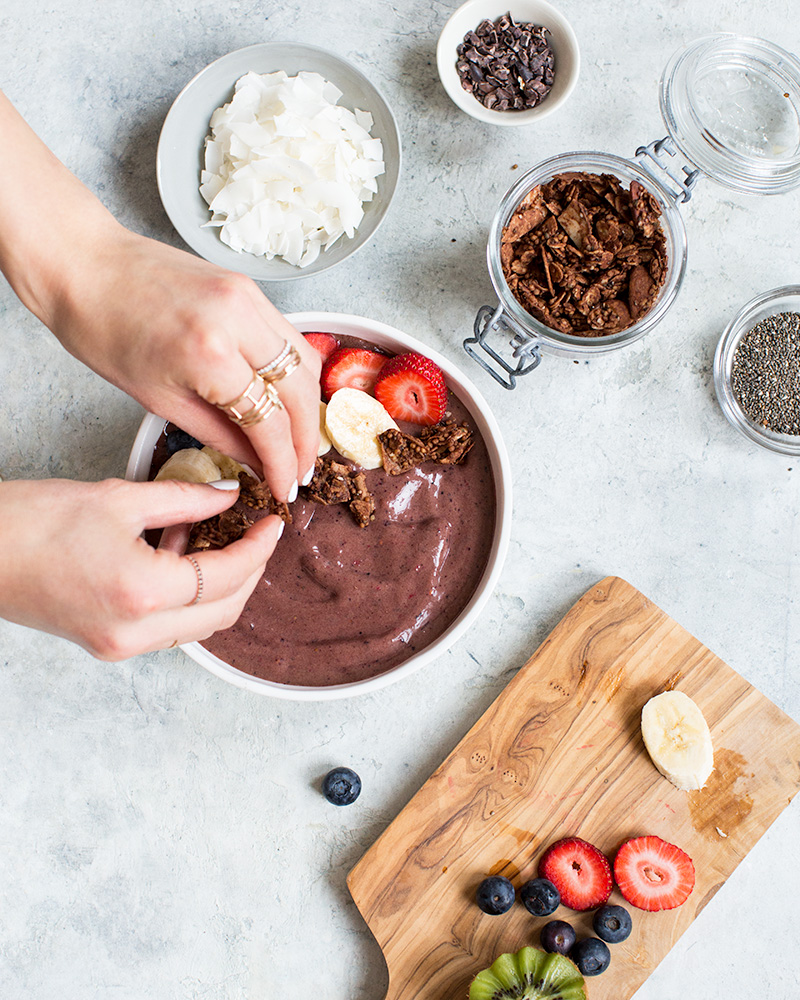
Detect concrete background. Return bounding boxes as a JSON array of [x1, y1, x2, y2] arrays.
[[1, 0, 798, 997]]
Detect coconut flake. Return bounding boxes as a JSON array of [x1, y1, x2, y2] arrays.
[[200, 70, 385, 267]]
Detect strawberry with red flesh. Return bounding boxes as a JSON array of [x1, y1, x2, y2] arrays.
[[538, 837, 613, 912], [303, 331, 339, 363], [320, 347, 386, 401], [613, 835, 695, 911], [374, 352, 448, 426]]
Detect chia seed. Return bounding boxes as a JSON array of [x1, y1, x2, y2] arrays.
[[730, 311, 800, 436]]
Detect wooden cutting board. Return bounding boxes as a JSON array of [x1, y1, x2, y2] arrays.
[[347, 577, 800, 1000]]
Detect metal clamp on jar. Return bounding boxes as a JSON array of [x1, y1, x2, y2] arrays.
[[464, 34, 800, 389]]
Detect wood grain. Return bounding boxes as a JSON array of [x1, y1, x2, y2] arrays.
[[347, 577, 800, 1000]]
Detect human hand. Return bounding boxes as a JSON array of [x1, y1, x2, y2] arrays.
[[54, 227, 322, 502], [0, 90, 321, 503], [0, 478, 282, 660]]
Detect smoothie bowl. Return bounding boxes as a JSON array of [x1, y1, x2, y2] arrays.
[[126, 312, 512, 700]]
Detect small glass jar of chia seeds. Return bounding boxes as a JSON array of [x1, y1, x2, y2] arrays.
[[465, 34, 800, 388], [714, 286, 800, 456]]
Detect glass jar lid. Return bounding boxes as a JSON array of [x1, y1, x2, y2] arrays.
[[660, 34, 800, 195]]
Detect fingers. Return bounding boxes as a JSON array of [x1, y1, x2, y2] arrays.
[[244, 293, 322, 482], [90, 515, 283, 660], [119, 478, 241, 532]]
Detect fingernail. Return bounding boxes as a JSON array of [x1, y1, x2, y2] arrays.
[[301, 464, 315, 486], [287, 479, 298, 503], [276, 520, 285, 539], [208, 479, 239, 491]]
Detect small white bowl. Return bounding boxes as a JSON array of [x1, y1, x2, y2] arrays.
[[157, 43, 401, 281], [126, 312, 512, 701], [437, 0, 580, 125]]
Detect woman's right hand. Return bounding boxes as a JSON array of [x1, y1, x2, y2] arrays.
[[0, 477, 282, 660]]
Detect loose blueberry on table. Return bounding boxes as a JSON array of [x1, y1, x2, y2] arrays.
[[321, 767, 362, 806]]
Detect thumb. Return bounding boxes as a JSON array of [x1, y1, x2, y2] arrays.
[[124, 478, 242, 530]]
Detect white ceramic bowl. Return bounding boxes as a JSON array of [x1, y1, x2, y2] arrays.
[[157, 43, 401, 281], [437, 0, 579, 125], [126, 312, 512, 701]]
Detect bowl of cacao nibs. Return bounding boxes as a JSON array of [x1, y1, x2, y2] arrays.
[[714, 286, 800, 455], [437, 0, 579, 125]]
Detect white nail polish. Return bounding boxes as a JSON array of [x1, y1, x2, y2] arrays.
[[287, 480, 298, 503], [208, 479, 239, 491], [276, 520, 285, 539], [301, 464, 315, 486]]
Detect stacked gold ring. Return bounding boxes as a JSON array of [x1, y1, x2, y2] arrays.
[[216, 371, 284, 428], [257, 340, 302, 383]]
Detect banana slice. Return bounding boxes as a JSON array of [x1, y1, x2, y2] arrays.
[[201, 446, 247, 481], [318, 401, 332, 457], [325, 388, 397, 469], [154, 448, 222, 483], [641, 690, 714, 791]]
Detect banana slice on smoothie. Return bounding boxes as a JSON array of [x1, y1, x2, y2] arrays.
[[318, 401, 332, 457], [325, 388, 397, 469], [201, 446, 247, 480], [154, 447, 222, 483], [641, 690, 714, 791]]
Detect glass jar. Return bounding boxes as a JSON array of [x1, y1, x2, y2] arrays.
[[714, 286, 800, 456], [465, 33, 800, 388]]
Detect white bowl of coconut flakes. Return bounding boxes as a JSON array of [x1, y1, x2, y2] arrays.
[[157, 42, 401, 280]]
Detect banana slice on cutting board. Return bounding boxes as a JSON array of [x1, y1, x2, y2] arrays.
[[325, 388, 397, 469], [154, 447, 222, 483], [641, 690, 714, 791]]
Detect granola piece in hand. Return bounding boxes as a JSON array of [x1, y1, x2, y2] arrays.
[[238, 472, 292, 524], [189, 508, 253, 550]]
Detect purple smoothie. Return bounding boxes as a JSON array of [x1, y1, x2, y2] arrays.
[[154, 347, 497, 687]]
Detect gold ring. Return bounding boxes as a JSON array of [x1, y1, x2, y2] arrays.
[[256, 342, 302, 384], [186, 555, 204, 606], [216, 371, 284, 428], [168, 640, 179, 649]]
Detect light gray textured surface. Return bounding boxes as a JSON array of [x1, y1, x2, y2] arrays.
[[1, 1, 799, 998]]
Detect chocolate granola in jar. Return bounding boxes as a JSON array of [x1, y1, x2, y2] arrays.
[[465, 34, 800, 388]]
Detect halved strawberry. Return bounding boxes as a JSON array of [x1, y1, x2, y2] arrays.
[[538, 837, 613, 911], [374, 352, 448, 426], [613, 836, 695, 912], [320, 347, 386, 401], [303, 331, 339, 363]]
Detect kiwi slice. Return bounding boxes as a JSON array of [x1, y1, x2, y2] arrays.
[[469, 946, 586, 1000]]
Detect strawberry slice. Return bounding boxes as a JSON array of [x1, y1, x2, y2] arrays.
[[374, 352, 448, 426], [320, 347, 386, 401], [538, 837, 613, 911], [613, 836, 695, 911], [303, 331, 339, 363]]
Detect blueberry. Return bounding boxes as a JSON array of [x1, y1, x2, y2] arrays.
[[540, 919, 576, 955], [165, 428, 203, 455], [520, 877, 560, 916], [592, 904, 632, 944], [571, 937, 611, 976], [321, 767, 361, 806], [475, 876, 515, 915]]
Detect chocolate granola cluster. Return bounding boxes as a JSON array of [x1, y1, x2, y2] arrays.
[[186, 418, 475, 548], [501, 171, 668, 336]]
